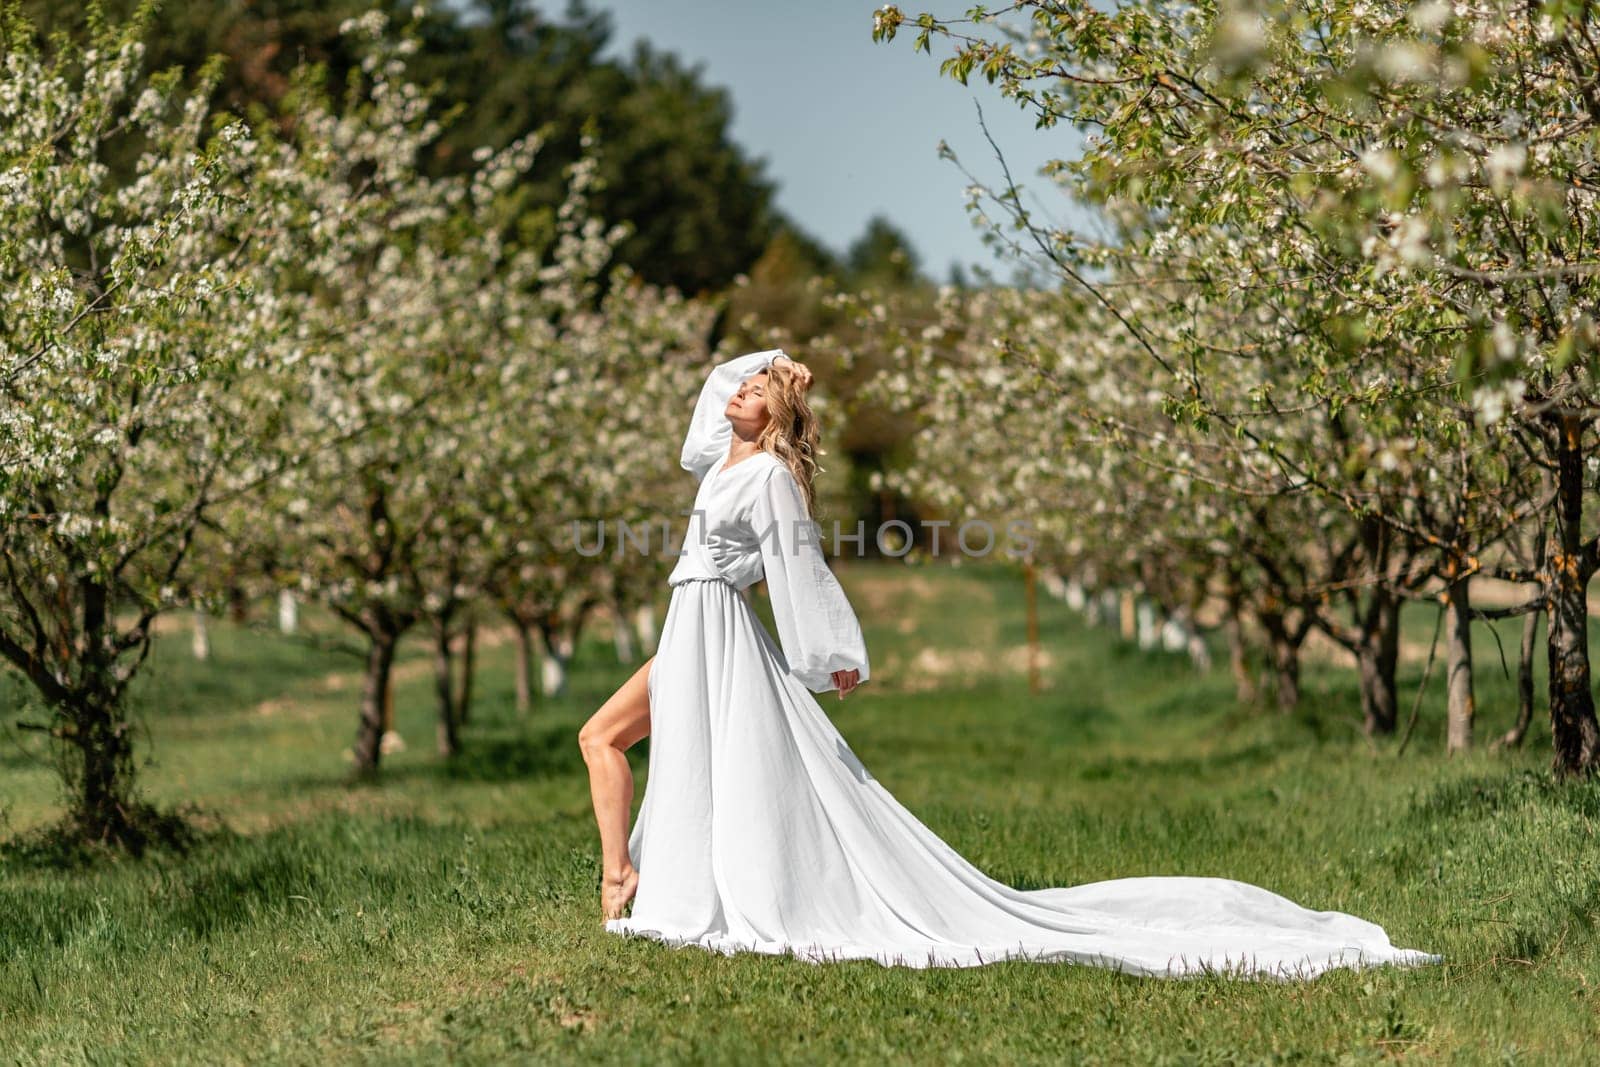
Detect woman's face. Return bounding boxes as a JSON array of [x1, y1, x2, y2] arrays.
[[726, 371, 770, 431]]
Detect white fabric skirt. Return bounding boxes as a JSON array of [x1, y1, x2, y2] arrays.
[[604, 577, 1441, 978]]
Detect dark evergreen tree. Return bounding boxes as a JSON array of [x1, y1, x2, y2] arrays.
[[845, 214, 924, 289]]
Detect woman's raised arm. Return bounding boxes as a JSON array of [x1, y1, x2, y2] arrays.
[[679, 349, 784, 482]]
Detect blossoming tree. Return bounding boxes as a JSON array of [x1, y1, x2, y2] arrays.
[[0, 8, 292, 846]]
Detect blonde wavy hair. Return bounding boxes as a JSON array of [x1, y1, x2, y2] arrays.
[[753, 361, 824, 519]]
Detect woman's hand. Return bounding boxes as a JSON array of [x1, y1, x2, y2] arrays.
[[772, 354, 814, 392], [832, 668, 860, 698]]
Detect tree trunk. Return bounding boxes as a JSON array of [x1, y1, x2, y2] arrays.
[[634, 602, 659, 654], [432, 616, 461, 759], [1223, 568, 1255, 704], [541, 627, 572, 697], [1259, 611, 1300, 712], [1154, 604, 1208, 670], [1357, 591, 1401, 736], [1271, 638, 1299, 712], [70, 689, 137, 845], [1496, 608, 1540, 749], [456, 616, 477, 727], [380, 676, 404, 755], [1065, 577, 1087, 612], [278, 589, 298, 634], [353, 633, 398, 774], [1225, 613, 1254, 705], [1040, 568, 1067, 600], [1135, 598, 1159, 650], [612, 601, 637, 662], [1445, 573, 1475, 753], [1119, 588, 1136, 640], [227, 585, 250, 625], [191, 604, 210, 661], [1546, 412, 1600, 774], [513, 619, 536, 715], [1160, 613, 1185, 653]]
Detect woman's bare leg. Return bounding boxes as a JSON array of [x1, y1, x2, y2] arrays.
[[578, 653, 653, 920]]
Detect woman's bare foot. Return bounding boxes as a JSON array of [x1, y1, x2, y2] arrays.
[[601, 867, 639, 922]]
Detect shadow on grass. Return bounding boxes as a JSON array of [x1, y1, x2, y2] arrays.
[[1138, 676, 1268, 724], [0, 798, 225, 871], [1409, 768, 1600, 822], [1049, 699, 1118, 739], [1074, 740, 1282, 783], [435, 726, 593, 783], [0, 744, 47, 772], [0, 810, 472, 953], [272, 718, 594, 793]]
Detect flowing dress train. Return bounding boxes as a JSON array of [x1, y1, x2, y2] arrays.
[[603, 349, 1442, 978]]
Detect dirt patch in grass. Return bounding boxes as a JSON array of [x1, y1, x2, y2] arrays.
[[845, 567, 964, 617], [880, 644, 1058, 692]]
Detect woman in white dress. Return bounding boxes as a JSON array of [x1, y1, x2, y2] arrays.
[[578, 349, 1441, 978]]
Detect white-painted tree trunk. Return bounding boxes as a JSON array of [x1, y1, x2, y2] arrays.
[[1039, 569, 1067, 600], [1065, 578, 1087, 612], [634, 603, 659, 654], [1160, 615, 1188, 652], [192, 605, 210, 660], [278, 589, 298, 634], [1102, 589, 1120, 624], [613, 607, 637, 662], [1136, 599, 1160, 650], [1446, 576, 1475, 753], [1163, 610, 1212, 671], [541, 631, 574, 697]]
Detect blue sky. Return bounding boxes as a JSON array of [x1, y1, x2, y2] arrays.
[[520, 1, 1094, 284]]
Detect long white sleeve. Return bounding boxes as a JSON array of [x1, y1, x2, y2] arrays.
[[680, 349, 783, 482], [751, 465, 871, 693]]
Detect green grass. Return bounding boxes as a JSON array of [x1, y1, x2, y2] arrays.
[[2, 563, 1598, 1064]]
